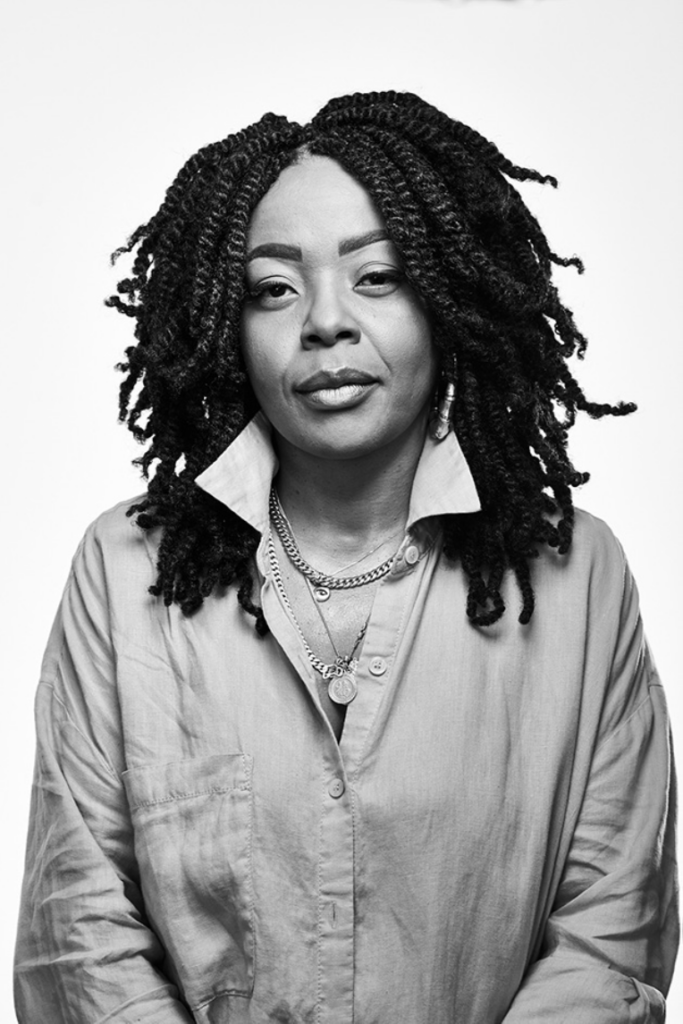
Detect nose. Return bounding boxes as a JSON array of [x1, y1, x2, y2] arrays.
[[301, 282, 360, 349]]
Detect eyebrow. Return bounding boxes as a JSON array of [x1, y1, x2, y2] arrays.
[[338, 229, 389, 256], [246, 229, 390, 263], [246, 243, 302, 262]]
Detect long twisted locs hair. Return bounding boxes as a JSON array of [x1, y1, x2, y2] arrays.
[[107, 90, 634, 631]]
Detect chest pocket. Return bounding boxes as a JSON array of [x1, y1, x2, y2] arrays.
[[123, 753, 254, 1009]]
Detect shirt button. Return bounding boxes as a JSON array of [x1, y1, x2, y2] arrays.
[[328, 778, 345, 799], [369, 657, 387, 676], [404, 545, 419, 565]]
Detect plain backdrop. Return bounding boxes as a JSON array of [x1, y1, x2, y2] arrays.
[[2, 0, 681, 1017]]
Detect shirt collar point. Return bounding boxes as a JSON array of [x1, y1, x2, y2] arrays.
[[195, 412, 277, 535]]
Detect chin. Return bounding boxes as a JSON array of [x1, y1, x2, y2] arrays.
[[296, 425, 410, 462], [272, 404, 430, 465]]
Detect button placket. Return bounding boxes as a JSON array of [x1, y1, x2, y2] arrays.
[[314, 529, 428, 1018], [318, 760, 354, 1020]]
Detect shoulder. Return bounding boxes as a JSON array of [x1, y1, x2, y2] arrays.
[[45, 496, 167, 665], [526, 507, 633, 631], [536, 506, 627, 584], [81, 493, 149, 548], [570, 507, 627, 573], [71, 495, 159, 595], [82, 495, 148, 545]]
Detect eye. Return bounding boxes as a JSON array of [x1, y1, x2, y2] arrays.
[[355, 268, 403, 294], [247, 279, 297, 308]]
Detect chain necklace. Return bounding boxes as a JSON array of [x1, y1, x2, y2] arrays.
[[269, 488, 396, 601], [267, 532, 367, 706], [277, 496, 403, 577]]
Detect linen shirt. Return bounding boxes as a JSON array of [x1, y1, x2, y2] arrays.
[[15, 414, 678, 1023]]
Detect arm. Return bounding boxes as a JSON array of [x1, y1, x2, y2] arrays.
[[15, 528, 194, 1023], [503, 564, 678, 1021]]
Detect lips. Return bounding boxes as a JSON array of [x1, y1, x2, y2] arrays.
[[295, 366, 379, 411], [296, 367, 377, 393]]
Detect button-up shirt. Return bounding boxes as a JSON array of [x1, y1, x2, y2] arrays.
[[15, 415, 678, 1023]]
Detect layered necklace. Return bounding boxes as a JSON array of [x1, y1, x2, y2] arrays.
[[269, 489, 397, 602], [268, 488, 400, 705]]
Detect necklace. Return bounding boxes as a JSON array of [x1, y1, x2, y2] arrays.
[[269, 488, 397, 600], [277, 496, 401, 577], [267, 532, 367, 705], [305, 576, 376, 677]]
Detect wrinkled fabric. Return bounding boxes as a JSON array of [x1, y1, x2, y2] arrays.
[[15, 416, 678, 1023]]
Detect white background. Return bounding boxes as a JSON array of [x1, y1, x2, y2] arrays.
[[2, 0, 681, 1016]]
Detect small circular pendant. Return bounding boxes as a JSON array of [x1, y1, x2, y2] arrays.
[[313, 586, 331, 602], [328, 672, 358, 706]]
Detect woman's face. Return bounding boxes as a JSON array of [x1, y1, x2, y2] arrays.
[[240, 155, 437, 463]]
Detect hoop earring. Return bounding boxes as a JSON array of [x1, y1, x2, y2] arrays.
[[428, 357, 457, 442]]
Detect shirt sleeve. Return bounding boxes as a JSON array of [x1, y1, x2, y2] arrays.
[[14, 526, 194, 1023], [502, 557, 679, 1022]]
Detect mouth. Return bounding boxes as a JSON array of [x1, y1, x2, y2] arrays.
[[296, 367, 378, 410], [296, 367, 377, 393]]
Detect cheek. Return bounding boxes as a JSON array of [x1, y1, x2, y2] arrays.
[[395, 314, 438, 395], [240, 323, 283, 409], [412, 354, 438, 411]]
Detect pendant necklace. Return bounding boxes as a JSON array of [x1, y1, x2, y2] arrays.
[[304, 578, 377, 705], [267, 532, 368, 706]]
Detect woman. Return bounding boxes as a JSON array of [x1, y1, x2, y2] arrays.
[[15, 91, 677, 1022]]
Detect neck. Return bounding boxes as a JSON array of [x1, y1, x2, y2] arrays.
[[273, 419, 427, 571]]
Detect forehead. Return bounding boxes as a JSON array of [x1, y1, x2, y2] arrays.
[[247, 156, 385, 245]]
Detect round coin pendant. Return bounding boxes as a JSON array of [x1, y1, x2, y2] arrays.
[[328, 673, 358, 706], [313, 586, 331, 602]]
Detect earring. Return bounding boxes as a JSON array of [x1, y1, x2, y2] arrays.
[[429, 357, 457, 442]]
